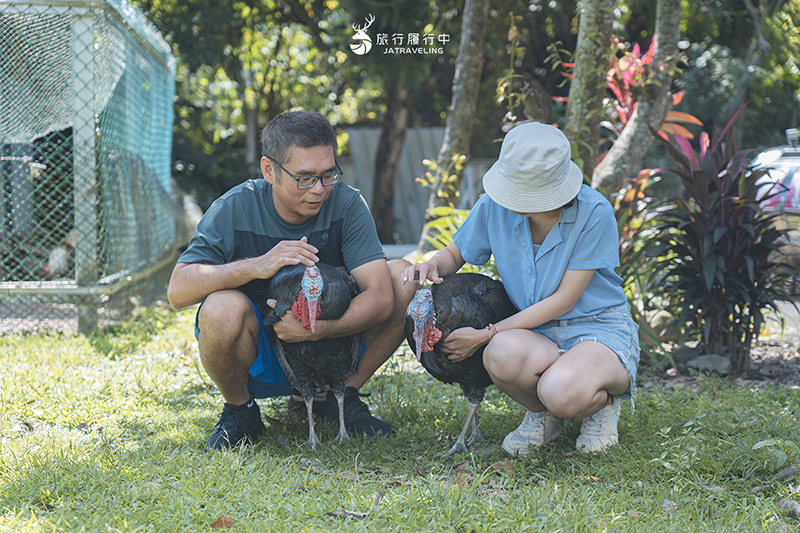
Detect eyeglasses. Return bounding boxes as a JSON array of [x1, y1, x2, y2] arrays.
[[267, 156, 343, 190]]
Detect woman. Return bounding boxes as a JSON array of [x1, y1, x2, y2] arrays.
[[401, 122, 639, 455]]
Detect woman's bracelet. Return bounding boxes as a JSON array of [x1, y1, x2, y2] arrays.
[[486, 323, 497, 340]]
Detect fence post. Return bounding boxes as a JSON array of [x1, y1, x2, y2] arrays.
[[72, 11, 98, 334]]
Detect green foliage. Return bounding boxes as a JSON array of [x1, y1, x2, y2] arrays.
[[612, 169, 671, 366], [495, 13, 529, 128], [2, 317, 800, 531], [646, 110, 796, 374], [416, 156, 499, 278]]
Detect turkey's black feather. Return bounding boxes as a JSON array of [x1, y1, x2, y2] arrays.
[[404, 273, 517, 454], [264, 263, 360, 446]]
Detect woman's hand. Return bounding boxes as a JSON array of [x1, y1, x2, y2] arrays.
[[441, 326, 491, 362], [401, 261, 444, 286]]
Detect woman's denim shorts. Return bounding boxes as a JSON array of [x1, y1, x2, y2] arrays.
[[533, 303, 639, 399]]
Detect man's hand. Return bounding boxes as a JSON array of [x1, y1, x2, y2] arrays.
[[256, 236, 319, 280], [266, 298, 322, 343]]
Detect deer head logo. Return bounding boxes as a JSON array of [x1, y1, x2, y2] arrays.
[[350, 14, 375, 55]]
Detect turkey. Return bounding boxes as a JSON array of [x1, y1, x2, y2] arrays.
[[264, 263, 361, 449], [405, 273, 517, 456]]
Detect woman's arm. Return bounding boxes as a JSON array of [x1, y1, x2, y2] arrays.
[[442, 269, 596, 361], [400, 241, 466, 286]]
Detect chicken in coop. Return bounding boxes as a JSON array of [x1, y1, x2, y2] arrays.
[[405, 273, 518, 456], [264, 263, 361, 449], [43, 231, 75, 279]]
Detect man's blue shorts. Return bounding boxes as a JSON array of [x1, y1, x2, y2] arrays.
[[194, 294, 365, 399]]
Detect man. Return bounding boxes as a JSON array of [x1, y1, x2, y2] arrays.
[[168, 110, 414, 450]]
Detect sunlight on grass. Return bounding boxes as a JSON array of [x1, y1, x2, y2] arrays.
[[1, 305, 799, 531]]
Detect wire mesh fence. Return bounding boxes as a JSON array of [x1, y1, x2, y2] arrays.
[[0, 0, 177, 334]]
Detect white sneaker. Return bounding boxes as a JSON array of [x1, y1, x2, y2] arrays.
[[502, 410, 562, 457], [576, 397, 621, 453]]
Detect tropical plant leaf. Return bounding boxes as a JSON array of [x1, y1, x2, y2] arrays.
[[665, 110, 703, 126]]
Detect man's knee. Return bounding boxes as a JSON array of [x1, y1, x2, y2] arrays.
[[198, 290, 258, 340], [387, 259, 416, 309]]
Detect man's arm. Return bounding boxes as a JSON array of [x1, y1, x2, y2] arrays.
[[167, 237, 320, 309], [268, 258, 394, 342]]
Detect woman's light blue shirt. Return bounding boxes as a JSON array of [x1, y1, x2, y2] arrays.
[[453, 184, 627, 319]]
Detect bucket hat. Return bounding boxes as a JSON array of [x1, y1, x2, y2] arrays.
[[482, 122, 583, 213]]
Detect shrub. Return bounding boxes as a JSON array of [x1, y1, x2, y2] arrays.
[[646, 110, 795, 375]]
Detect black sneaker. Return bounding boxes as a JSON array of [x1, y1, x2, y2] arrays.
[[313, 387, 395, 437], [205, 398, 266, 450]]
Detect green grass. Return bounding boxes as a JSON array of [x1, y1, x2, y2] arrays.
[[1, 305, 799, 532]]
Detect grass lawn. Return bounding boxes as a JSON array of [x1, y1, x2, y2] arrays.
[[1, 304, 799, 532]]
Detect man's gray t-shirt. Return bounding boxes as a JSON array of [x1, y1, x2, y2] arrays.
[[179, 179, 385, 315]]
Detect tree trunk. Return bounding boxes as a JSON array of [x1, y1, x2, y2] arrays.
[[417, 0, 489, 252], [245, 97, 259, 172], [372, 78, 409, 244], [563, 0, 615, 179], [591, 0, 682, 193]]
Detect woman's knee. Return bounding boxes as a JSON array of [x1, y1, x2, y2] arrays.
[[483, 334, 541, 384], [537, 370, 583, 418]]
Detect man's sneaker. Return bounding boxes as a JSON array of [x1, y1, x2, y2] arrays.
[[313, 387, 395, 437], [576, 396, 620, 453], [205, 398, 265, 450], [502, 410, 562, 457]]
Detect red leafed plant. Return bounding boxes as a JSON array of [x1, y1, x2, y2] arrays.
[[646, 107, 796, 375], [554, 36, 702, 166], [601, 37, 702, 143]]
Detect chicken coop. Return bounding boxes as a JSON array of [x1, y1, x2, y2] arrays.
[[0, 0, 177, 334]]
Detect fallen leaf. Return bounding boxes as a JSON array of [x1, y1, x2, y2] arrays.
[[77, 422, 89, 431], [326, 510, 369, 521], [378, 466, 392, 473], [662, 499, 679, 515], [708, 486, 724, 494], [293, 483, 305, 492], [264, 414, 282, 426], [210, 514, 233, 528], [453, 460, 470, 473], [35, 501, 55, 512], [373, 490, 386, 507], [775, 498, 800, 518], [491, 461, 514, 474], [582, 476, 601, 482], [775, 466, 798, 480], [276, 434, 292, 447], [14, 421, 33, 432], [474, 444, 501, 455], [751, 485, 773, 493], [413, 465, 426, 477], [384, 481, 403, 488]]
